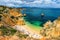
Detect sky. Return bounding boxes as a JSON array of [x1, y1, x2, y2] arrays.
[[0, 0, 60, 8]]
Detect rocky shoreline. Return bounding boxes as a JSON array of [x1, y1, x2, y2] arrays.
[[0, 6, 60, 40]]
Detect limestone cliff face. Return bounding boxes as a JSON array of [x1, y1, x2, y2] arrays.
[[0, 6, 25, 27], [0, 6, 28, 40], [40, 17, 60, 40]]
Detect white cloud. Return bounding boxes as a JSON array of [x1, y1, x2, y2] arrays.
[[31, 0, 43, 4], [0, 0, 60, 8], [44, 0, 52, 4]]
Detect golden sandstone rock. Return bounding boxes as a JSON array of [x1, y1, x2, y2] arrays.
[[0, 23, 3, 27], [43, 20, 52, 28], [9, 9, 20, 17], [9, 9, 25, 26], [0, 8, 25, 26], [40, 17, 60, 40], [9, 9, 23, 17], [16, 20, 25, 26], [40, 37, 46, 40], [0, 31, 2, 35]]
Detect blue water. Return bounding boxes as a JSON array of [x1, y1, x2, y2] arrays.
[[21, 8, 60, 26]]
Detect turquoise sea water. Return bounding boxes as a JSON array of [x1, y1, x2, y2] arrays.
[[21, 8, 60, 30]]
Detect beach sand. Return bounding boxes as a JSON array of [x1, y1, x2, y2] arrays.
[[13, 25, 42, 39]]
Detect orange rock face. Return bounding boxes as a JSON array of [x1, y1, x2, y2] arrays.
[[40, 37, 46, 40], [9, 9, 23, 17], [16, 19, 25, 26]]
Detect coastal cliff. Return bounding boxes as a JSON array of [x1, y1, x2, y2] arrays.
[[40, 17, 60, 40], [0, 6, 26, 26], [0, 6, 60, 40], [0, 6, 40, 40], [0, 6, 29, 40]]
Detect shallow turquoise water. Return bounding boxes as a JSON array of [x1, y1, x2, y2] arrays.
[[25, 21, 42, 31]]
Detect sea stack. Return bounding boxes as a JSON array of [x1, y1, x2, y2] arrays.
[[41, 13, 45, 18]]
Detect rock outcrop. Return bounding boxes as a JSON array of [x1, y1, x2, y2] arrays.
[[0, 6, 26, 27], [40, 17, 60, 40]]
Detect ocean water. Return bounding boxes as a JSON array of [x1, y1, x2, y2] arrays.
[[21, 8, 60, 30]]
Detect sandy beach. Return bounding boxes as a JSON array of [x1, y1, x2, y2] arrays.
[[13, 25, 42, 39]]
